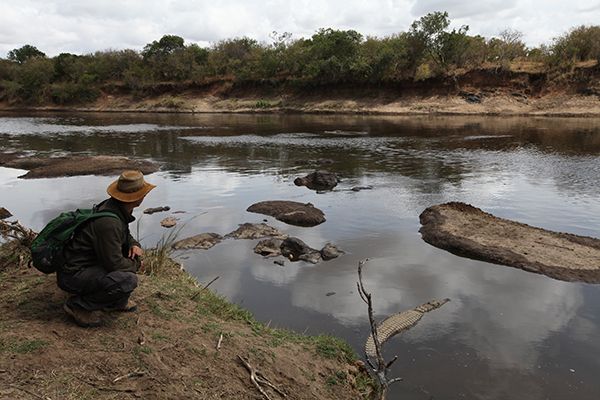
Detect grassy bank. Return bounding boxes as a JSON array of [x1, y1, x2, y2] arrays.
[[0, 241, 374, 399]]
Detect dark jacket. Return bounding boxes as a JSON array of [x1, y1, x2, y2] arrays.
[[62, 198, 141, 274]]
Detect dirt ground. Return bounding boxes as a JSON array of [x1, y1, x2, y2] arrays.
[[3, 92, 600, 117], [0, 257, 373, 399], [419, 202, 600, 283]]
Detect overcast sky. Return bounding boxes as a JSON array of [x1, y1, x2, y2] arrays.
[[1, 0, 599, 57]]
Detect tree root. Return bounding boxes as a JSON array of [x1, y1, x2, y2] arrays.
[[237, 355, 286, 400]]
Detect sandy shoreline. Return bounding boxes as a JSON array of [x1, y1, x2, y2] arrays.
[[1, 93, 600, 117]]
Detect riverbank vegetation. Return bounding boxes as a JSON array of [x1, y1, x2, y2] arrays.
[[0, 11, 598, 107]]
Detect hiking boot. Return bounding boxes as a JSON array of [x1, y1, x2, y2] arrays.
[[63, 302, 103, 327], [103, 300, 138, 313]]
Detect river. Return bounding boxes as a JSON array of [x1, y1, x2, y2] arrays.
[[1, 112, 600, 399]]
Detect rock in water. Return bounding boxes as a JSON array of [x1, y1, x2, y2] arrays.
[[5, 155, 159, 179], [247, 201, 325, 227], [281, 237, 322, 264], [160, 217, 177, 228], [320, 243, 344, 260], [294, 171, 338, 191], [172, 233, 223, 250], [419, 202, 600, 283], [226, 223, 287, 239], [0, 207, 12, 220], [254, 238, 284, 257], [350, 186, 373, 192], [144, 206, 171, 215]]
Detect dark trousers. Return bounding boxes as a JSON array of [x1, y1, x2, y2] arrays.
[[57, 266, 138, 311]]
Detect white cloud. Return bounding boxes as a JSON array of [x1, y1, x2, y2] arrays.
[[411, 0, 518, 19], [0, 0, 599, 56]]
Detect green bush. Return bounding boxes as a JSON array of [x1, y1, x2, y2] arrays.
[[16, 58, 54, 103], [49, 82, 100, 105], [0, 80, 22, 102], [550, 25, 600, 67]]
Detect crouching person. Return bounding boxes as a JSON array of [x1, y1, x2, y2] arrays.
[[58, 170, 155, 327]]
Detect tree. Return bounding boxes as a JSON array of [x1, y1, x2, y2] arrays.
[[7, 45, 46, 64], [16, 58, 53, 103], [550, 25, 600, 66], [360, 35, 411, 82], [409, 11, 469, 71], [142, 35, 185, 59], [303, 28, 366, 83], [486, 29, 527, 66], [53, 53, 81, 81], [186, 44, 209, 65], [208, 37, 261, 78]]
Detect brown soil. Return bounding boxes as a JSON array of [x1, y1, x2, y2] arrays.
[[419, 202, 600, 283], [0, 155, 159, 179], [0, 261, 373, 399], [247, 201, 326, 227]]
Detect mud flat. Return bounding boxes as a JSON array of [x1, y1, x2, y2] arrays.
[[0, 155, 159, 179], [419, 202, 600, 283]]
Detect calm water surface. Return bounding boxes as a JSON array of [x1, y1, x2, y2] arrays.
[[1, 112, 600, 399]]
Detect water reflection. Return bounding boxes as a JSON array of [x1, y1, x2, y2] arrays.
[[2, 112, 600, 399]]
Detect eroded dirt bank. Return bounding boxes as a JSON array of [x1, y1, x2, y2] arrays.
[[1, 66, 600, 116], [419, 202, 600, 283], [0, 252, 372, 399]]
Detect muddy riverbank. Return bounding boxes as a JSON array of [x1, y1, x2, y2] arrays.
[[0, 242, 374, 400], [2, 92, 600, 117]]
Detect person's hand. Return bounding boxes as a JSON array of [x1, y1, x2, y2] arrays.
[[129, 245, 143, 259]]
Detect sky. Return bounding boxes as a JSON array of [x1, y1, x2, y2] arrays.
[[1, 0, 599, 57]]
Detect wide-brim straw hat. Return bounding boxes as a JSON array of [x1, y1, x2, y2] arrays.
[[107, 170, 156, 203]]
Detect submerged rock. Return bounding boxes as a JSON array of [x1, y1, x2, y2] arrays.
[[350, 186, 373, 192], [144, 206, 171, 215], [419, 202, 600, 283], [247, 201, 325, 227], [254, 237, 343, 264], [320, 243, 344, 260], [160, 217, 177, 228], [281, 237, 322, 264], [172, 233, 223, 250], [294, 171, 338, 191], [0, 207, 12, 220], [254, 238, 284, 257], [4, 155, 159, 179], [226, 223, 287, 240]]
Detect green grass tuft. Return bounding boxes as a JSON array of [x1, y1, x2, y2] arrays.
[[0, 338, 48, 354]]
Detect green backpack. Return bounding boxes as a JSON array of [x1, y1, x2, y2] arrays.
[[30, 209, 118, 274]]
